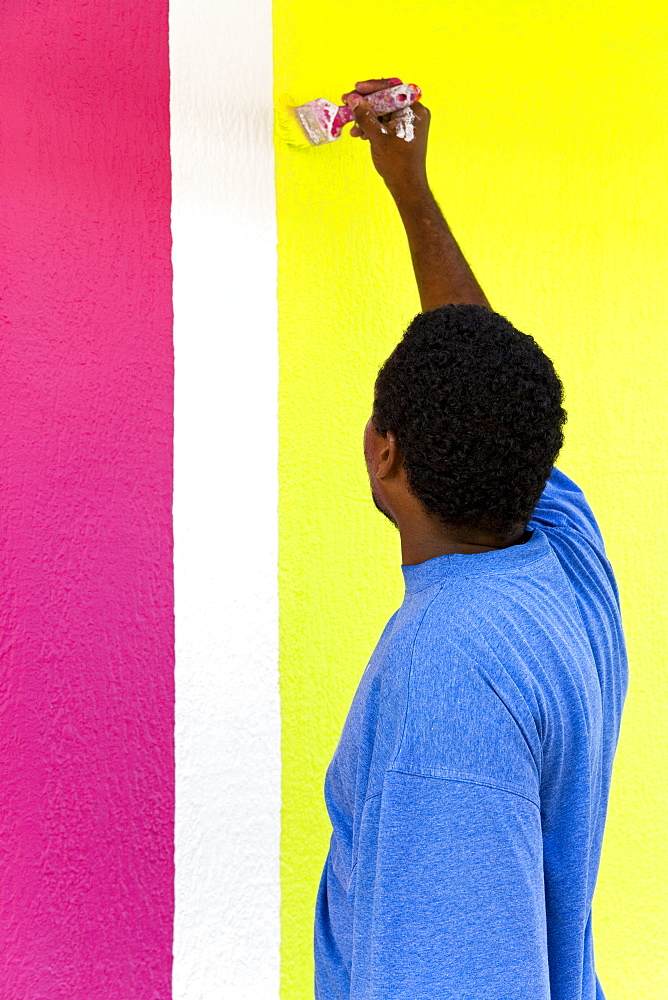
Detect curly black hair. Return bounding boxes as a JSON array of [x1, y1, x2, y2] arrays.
[[372, 304, 567, 536]]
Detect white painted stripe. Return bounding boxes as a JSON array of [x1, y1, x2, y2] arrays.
[[170, 1, 280, 996]]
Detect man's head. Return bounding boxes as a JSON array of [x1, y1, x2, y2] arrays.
[[365, 305, 566, 540]]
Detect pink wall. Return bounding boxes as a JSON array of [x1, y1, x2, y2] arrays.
[[0, 3, 174, 997]]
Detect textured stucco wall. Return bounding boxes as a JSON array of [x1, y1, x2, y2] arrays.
[[0, 3, 174, 996], [3, 0, 665, 995], [275, 1, 667, 997], [170, 0, 281, 996]]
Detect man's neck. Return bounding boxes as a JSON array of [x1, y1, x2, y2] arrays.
[[400, 525, 527, 566]]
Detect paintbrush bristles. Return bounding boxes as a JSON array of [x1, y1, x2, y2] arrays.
[[275, 96, 314, 150]]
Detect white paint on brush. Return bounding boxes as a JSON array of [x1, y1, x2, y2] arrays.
[[170, 0, 280, 997]]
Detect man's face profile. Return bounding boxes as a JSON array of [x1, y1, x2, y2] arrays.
[[363, 415, 397, 527]]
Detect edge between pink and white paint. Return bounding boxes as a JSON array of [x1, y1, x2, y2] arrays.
[[170, 0, 280, 995]]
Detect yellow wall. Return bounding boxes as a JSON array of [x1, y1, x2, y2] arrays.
[[275, 2, 667, 996]]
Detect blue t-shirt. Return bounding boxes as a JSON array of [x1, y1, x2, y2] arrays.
[[315, 468, 628, 1000]]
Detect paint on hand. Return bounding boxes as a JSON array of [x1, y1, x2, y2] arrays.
[[393, 107, 416, 142]]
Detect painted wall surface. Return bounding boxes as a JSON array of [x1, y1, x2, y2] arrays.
[[275, 2, 667, 997], [3, 0, 666, 995], [0, 3, 174, 997], [170, 0, 281, 996]]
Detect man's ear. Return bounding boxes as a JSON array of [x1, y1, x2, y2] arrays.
[[377, 431, 402, 480]]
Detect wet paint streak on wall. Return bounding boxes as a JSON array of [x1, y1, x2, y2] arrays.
[[274, 1, 668, 998], [170, 0, 281, 997], [0, 1, 174, 997]]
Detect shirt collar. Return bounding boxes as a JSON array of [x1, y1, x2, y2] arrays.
[[401, 526, 550, 594]]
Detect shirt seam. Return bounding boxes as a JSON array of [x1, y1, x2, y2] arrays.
[[390, 583, 447, 766], [446, 600, 543, 778], [390, 605, 542, 795], [530, 513, 606, 555], [403, 547, 551, 594], [385, 764, 541, 809]]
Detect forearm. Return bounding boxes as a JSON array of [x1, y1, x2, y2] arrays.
[[344, 82, 490, 312], [389, 181, 491, 312]]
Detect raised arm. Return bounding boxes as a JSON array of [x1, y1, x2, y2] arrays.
[[344, 78, 490, 312]]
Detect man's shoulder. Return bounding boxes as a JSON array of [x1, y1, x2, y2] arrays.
[[530, 466, 606, 552], [393, 610, 542, 803]]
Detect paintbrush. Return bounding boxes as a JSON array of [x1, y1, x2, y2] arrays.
[[277, 82, 422, 148]]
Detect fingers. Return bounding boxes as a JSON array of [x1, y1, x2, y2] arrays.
[[341, 77, 402, 103], [341, 79, 404, 140], [407, 101, 430, 121], [355, 77, 402, 94], [345, 96, 385, 140]]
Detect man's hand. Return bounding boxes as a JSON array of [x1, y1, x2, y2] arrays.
[[341, 78, 431, 197], [341, 77, 490, 312]]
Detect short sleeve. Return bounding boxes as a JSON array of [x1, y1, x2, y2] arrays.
[[338, 622, 550, 998], [529, 466, 605, 550], [393, 624, 542, 807], [347, 773, 550, 1000]]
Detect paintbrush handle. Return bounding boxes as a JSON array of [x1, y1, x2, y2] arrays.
[[334, 83, 422, 130], [364, 83, 422, 115], [295, 83, 422, 145]]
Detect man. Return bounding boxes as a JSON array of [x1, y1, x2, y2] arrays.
[[314, 79, 628, 1000]]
